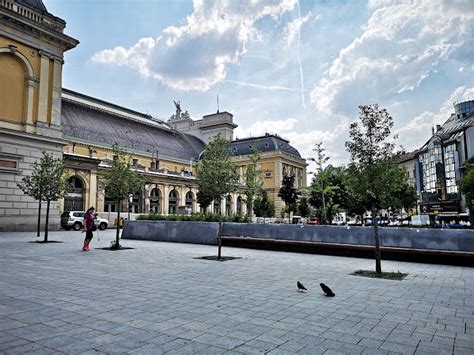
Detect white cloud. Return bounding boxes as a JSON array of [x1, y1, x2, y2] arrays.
[[283, 12, 313, 47], [311, 0, 474, 117], [234, 117, 350, 169], [92, 0, 297, 91], [396, 86, 474, 150]]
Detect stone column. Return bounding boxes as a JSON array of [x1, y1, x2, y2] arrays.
[[220, 197, 226, 215], [162, 185, 169, 215], [97, 186, 105, 212], [179, 186, 186, 207], [192, 188, 198, 213], [89, 170, 97, 209], [51, 58, 63, 126], [24, 76, 37, 127], [144, 184, 151, 214], [37, 51, 50, 124]]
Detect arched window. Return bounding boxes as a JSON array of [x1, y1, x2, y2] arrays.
[[226, 195, 232, 216], [129, 191, 142, 214], [0, 53, 25, 122], [64, 176, 84, 211], [104, 189, 117, 213], [169, 189, 178, 214], [185, 191, 194, 213], [213, 199, 221, 214], [150, 188, 161, 214], [236, 196, 242, 215]]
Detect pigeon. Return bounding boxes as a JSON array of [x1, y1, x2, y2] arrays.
[[320, 283, 335, 297], [297, 281, 307, 292]]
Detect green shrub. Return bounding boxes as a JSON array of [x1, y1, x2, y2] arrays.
[[136, 213, 251, 223]]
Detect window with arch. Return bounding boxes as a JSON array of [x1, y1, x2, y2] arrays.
[[226, 195, 232, 216], [64, 176, 84, 211], [169, 189, 178, 214], [213, 199, 221, 214], [185, 191, 194, 213], [236, 196, 242, 215], [129, 191, 142, 214], [150, 188, 161, 214], [0, 52, 26, 122]]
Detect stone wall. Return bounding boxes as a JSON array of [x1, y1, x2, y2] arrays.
[[122, 220, 219, 245], [0, 129, 64, 231], [123, 221, 474, 252]]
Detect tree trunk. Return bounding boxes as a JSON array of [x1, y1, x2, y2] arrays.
[[469, 199, 474, 229], [218, 213, 223, 260], [44, 200, 50, 243], [37, 200, 42, 238], [115, 199, 122, 249], [371, 203, 382, 274]]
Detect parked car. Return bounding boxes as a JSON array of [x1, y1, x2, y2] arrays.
[[60, 211, 108, 231]]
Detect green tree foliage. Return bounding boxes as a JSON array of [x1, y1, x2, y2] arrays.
[[17, 152, 69, 242], [309, 166, 349, 224], [196, 190, 213, 213], [459, 164, 474, 226], [253, 189, 275, 218], [345, 104, 415, 274], [278, 174, 300, 222], [196, 135, 238, 259], [297, 197, 311, 218], [309, 142, 330, 222], [102, 144, 145, 249], [244, 147, 263, 217]]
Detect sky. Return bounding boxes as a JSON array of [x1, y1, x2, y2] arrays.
[[44, 0, 474, 172]]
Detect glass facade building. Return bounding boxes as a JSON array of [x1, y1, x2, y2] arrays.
[[401, 100, 474, 217]]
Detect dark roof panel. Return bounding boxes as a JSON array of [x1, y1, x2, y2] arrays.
[[229, 134, 302, 159], [61, 99, 205, 161]]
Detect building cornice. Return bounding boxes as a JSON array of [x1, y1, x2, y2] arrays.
[[0, 5, 78, 51], [0, 126, 67, 145]]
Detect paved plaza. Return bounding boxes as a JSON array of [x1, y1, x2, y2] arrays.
[[0, 230, 473, 354]]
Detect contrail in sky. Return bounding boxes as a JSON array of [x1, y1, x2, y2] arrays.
[[296, 0, 309, 131], [225, 80, 302, 92]]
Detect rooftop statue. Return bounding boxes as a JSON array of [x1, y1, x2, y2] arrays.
[[173, 100, 182, 117]]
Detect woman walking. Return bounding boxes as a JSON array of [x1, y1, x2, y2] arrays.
[[82, 207, 95, 251]]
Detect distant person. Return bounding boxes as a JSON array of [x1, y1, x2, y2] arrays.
[[82, 207, 95, 251]]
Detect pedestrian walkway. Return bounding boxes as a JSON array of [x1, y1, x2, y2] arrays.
[[0, 230, 473, 354]]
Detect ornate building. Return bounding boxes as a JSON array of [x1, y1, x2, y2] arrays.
[[0, 0, 78, 230], [0, 0, 307, 231]]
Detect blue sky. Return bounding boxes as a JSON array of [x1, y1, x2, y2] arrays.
[[44, 0, 474, 169]]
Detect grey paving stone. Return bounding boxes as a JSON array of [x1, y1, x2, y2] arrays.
[[0, 230, 472, 355]]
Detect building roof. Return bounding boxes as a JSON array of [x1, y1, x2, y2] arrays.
[[229, 134, 302, 159], [61, 97, 205, 162], [398, 149, 422, 163], [16, 0, 47, 13]]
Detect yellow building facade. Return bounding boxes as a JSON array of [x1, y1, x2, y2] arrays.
[[0, 0, 307, 231], [0, 0, 78, 231]]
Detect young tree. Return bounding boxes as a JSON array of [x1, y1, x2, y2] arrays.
[[102, 144, 145, 249], [253, 189, 275, 219], [309, 142, 330, 222], [297, 197, 311, 218], [278, 174, 300, 223], [345, 104, 415, 274], [459, 164, 474, 226], [309, 166, 349, 224], [196, 190, 213, 213], [196, 135, 238, 259], [244, 147, 263, 218], [17, 152, 70, 242]]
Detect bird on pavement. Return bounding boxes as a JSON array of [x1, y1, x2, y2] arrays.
[[320, 283, 335, 297], [297, 281, 307, 292]]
